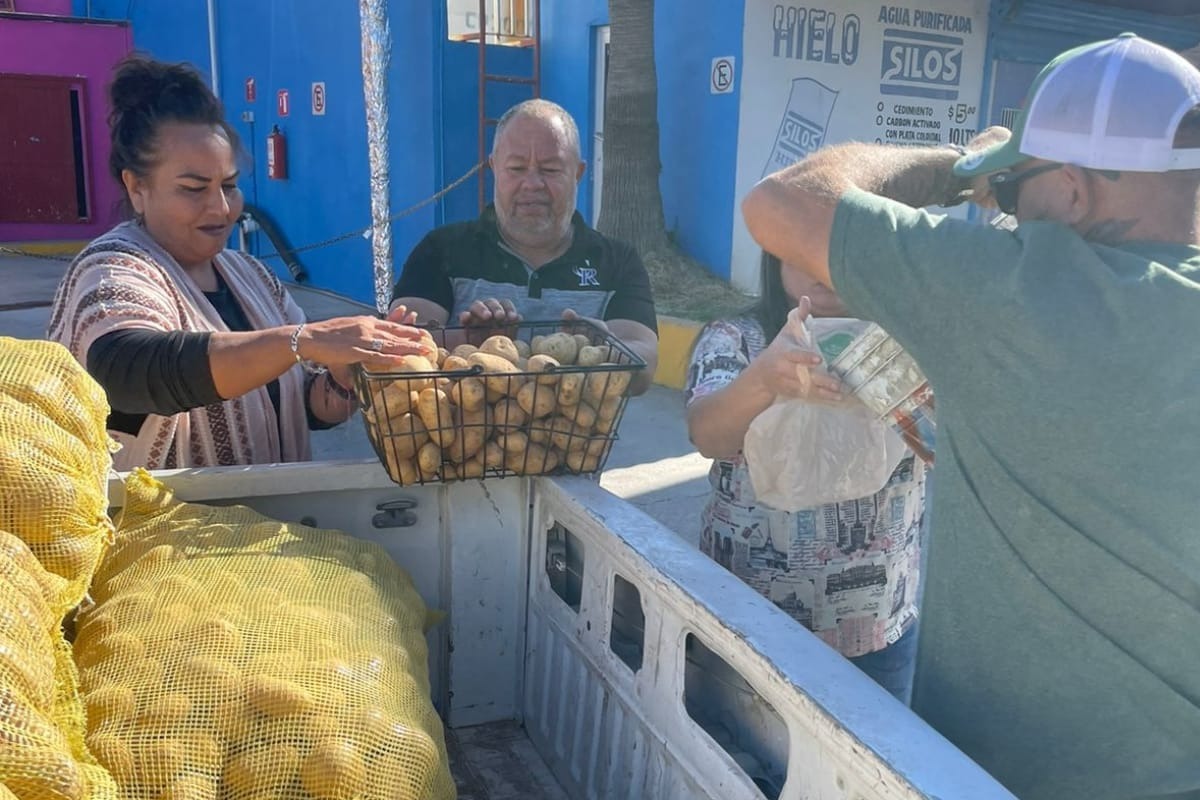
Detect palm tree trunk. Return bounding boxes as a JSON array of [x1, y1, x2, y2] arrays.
[[598, 0, 669, 256]]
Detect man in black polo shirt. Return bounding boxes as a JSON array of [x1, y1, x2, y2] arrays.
[[389, 99, 659, 394]]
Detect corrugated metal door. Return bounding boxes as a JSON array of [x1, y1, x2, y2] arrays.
[[0, 74, 88, 224]]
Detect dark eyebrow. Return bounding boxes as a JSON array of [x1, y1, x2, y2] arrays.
[[177, 171, 240, 182]]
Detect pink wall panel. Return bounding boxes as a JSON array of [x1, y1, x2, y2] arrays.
[[12, 0, 74, 15], [0, 16, 130, 241]]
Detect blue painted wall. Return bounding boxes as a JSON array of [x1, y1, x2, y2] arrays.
[[540, 0, 745, 279], [540, 0, 608, 225], [438, 41, 534, 228], [75, 0, 442, 305], [76, 0, 749, 294], [655, 0, 744, 279], [66, 0, 1200, 297]]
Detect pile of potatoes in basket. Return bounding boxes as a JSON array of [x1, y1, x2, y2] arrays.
[[362, 331, 635, 483]]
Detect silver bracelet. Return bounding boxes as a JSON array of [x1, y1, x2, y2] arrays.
[[289, 323, 306, 363]]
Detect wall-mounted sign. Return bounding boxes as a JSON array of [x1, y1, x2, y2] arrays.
[[311, 82, 326, 116], [277, 89, 290, 117], [245, 78, 256, 103], [711, 56, 736, 94], [729, 0, 990, 290]]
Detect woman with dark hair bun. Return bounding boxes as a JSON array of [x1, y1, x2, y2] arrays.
[[684, 251, 927, 704], [48, 55, 430, 469]]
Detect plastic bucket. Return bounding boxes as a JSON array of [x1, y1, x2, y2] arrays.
[[827, 323, 935, 464]]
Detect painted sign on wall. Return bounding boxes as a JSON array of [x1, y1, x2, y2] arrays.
[[729, 1, 989, 291]]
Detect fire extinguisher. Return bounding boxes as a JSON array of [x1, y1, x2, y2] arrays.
[[266, 125, 288, 180]]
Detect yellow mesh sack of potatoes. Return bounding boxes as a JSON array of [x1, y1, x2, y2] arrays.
[[75, 469, 455, 800], [0, 337, 115, 615], [0, 529, 117, 800]]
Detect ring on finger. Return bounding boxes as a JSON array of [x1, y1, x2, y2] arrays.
[[369, 338, 385, 352]]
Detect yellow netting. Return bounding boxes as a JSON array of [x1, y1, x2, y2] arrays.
[[0, 529, 117, 800], [76, 469, 455, 800], [0, 337, 115, 616]]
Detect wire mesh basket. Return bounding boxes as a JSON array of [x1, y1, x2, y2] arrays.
[[353, 319, 647, 485]]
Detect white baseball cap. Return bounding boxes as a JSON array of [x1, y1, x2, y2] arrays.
[[955, 33, 1200, 177]]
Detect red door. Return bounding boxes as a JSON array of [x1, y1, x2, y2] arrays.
[[0, 74, 88, 224]]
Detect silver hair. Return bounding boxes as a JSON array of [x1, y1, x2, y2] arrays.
[[491, 98, 582, 162]]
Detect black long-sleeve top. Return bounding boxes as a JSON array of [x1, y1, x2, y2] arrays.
[[87, 272, 329, 435]]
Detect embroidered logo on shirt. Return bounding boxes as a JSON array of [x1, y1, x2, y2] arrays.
[[574, 265, 600, 287]]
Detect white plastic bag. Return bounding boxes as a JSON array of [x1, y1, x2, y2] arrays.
[[743, 312, 905, 511]]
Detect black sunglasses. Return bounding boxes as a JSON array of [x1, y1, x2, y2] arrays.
[[988, 163, 1064, 215]]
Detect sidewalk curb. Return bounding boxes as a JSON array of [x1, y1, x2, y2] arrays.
[[653, 315, 704, 390]]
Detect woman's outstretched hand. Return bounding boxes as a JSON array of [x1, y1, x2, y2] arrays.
[[299, 313, 436, 371]]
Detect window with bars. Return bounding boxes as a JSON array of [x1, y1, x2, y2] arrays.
[[447, 0, 535, 44]]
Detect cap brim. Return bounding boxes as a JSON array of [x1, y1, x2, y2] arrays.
[[952, 139, 1027, 177]]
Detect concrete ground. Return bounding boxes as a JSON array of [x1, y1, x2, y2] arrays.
[[0, 252, 711, 545]]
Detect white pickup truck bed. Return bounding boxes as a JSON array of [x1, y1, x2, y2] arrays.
[[112, 460, 1015, 800]]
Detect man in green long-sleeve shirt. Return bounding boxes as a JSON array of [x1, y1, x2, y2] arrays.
[[742, 33, 1200, 800]]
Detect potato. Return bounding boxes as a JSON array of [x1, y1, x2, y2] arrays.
[[596, 395, 622, 422], [301, 739, 367, 800], [526, 354, 561, 384], [482, 441, 506, 469], [565, 448, 602, 473], [516, 380, 558, 419], [416, 387, 456, 448], [576, 345, 612, 367], [516, 356, 529, 370], [594, 414, 616, 435], [436, 347, 450, 366], [380, 412, 428, 460], [495, 430, 528, 455], [468, 352, 521, 396], [508, 443, 559, 474], [451, 344, 478, 359], [581, 436, 611, 459], [547, 416, 588, 451], [572, 333, 592, 353], [455, 407, 489, 460], [557, 373, 584, 406], [479, 335, 521, 365], [526, 419, 552, 445], [514, 339, 531, 359], [390, 454, 420, 485], [395, 354, 436, 379], [533, 332, 579, 365], [417, 441, 443, 475], [582, 367, 633, 406], [456, 456, 486, 480], [416, 327, 438, 351], [364, 380, 417, 420], [486, 384, 507, 403], [448, 376, 486, 411], [442, 354, 472, 372], [245, 675, 314, 717], [530, 335, 545, 353], [492, 398, 527, 432], [558, 401, 598, 429]]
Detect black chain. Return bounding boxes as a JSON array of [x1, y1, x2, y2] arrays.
[[0, 161, 485, 264]]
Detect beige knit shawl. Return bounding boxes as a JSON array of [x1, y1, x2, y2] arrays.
[[48, 221, 313, 470]]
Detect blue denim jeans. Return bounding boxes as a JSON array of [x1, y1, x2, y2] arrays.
[[848, 622, 919, 706]]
